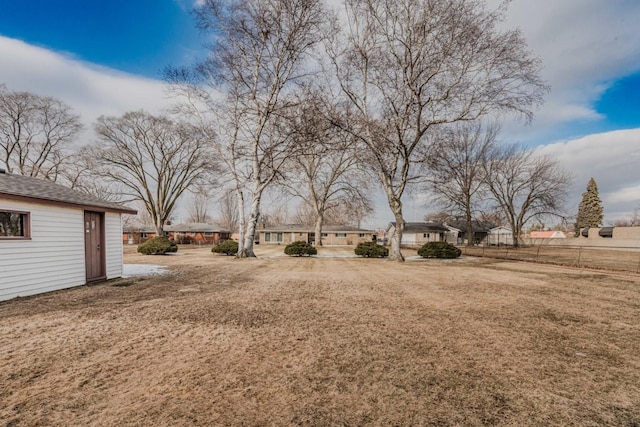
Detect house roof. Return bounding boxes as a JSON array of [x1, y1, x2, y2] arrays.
[[445, 220, 497, 234], [0, 171, 137, 214], [260, 224, 373, 233], [166, 223, 231, 233], [529, 230, 566, 238], [387, 222, 449, 233]]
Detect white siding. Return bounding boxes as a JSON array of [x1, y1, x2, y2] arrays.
[[401, 233, 417, 246], [105, 212, 123, 279], [0, 200, 125, 301], [0, 200, 85, 300]]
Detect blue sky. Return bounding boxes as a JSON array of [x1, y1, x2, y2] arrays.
[[0, 0, 202, 78], [1, 0, 640, 226]]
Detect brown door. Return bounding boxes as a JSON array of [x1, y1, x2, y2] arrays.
[[84, 211, 105, 281]]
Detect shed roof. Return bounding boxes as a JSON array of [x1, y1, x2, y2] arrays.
[[0, 172, 136, 214]]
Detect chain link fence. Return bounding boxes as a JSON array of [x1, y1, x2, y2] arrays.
[[460, 241, 640, 274]]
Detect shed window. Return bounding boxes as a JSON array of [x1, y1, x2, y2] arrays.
[[204, 232, 214, 236], [0, 210, 30, 238], [335, 233, 347, 237]]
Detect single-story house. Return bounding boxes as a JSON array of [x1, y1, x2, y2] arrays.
[[0, 170, 136, 301], [445, 219, 497, 245], [123, 225, 158, 244], [386, 222, 456, 246], [167, 223, 231, 245], [259, 225, 376, 245], [123, 223, 232, 245]]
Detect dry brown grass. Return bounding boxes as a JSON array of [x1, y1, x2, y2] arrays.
[[1, 245, 640, 426]]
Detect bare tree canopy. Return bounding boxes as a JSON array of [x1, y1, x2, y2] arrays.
[[282, 89, 372, 245], [0, 84, 82, 181], [426, 121, 499, 246], [213, 189, 240, 233], [186, 184, 215, 224], [329, 0, 548, 260], [484, 144, 572, 247], [167, 0, 329, 258], [92, 110, 215, 235]]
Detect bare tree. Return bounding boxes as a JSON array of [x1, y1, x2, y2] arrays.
[[213, 189, 240, 232], [328, 0, 548, 260], [92, 111, 215, 235], [0, 85, 82, 180], [484, 144, 572, 247], [186, 184, 215, 223], [283, 90, 371, 245], [425, 121, 499, 246], [167, 0, 328, 257]]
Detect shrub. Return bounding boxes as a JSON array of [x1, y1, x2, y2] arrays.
[[354, 242, 389, 258], [417, 241, 461, 259], [284, 241, 317, 256], [137, 236, 178, 255], [212, 239, 238, 256]]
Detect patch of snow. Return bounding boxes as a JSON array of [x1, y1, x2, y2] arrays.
[[122, 264, 169, 278]]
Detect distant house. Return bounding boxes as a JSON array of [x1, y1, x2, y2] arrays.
[[123, 223, 231, 245], [528, 230, 566, 239], [445, 219, 497, 245], [0, 170, 136, 301], [167, 223, 231, 245], [123, 225, 159, 244], [386, 222, 456, 246], [259, 225, 375, 245], [486, 226, 513, 246]]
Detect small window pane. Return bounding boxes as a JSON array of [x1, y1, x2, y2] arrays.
[[0, 211, 27, 237]]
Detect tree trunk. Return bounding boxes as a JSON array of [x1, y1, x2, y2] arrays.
[[239, 191, 261, 258], [235, 188, 246, 257], [314, 214, 323, 247], [389, 200, 405, 262], [465, 204, 474, 247]]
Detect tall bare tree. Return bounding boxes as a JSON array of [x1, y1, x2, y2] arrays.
[[92, 110, 214, 235], [0, 85, 82, 180], [484, 144, 572, 247], [283, 90, 371, 245], [186, 184, 215, 223], [328, 0, 547, 260], [213, 189, 240, 232], [167, 0, 328, 257], [425, 121, 499, 246]]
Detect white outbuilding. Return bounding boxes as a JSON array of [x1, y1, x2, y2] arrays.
[[0, 170, 136, 301]]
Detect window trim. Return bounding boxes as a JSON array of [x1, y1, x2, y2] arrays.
[[0, 209, 31, 240]]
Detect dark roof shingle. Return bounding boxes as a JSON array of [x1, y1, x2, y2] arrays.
[[0, 172, 136, 214]]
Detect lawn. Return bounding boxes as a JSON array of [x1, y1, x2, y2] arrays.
[[1, 246, 639, 426]]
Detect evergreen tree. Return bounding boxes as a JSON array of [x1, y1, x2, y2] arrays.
[[575, 177, 604, 235]]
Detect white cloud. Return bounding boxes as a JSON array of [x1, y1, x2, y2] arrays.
[[536, 128, 640, 222], [0, 36, 172, 129], [492, 0, 640, 140]]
